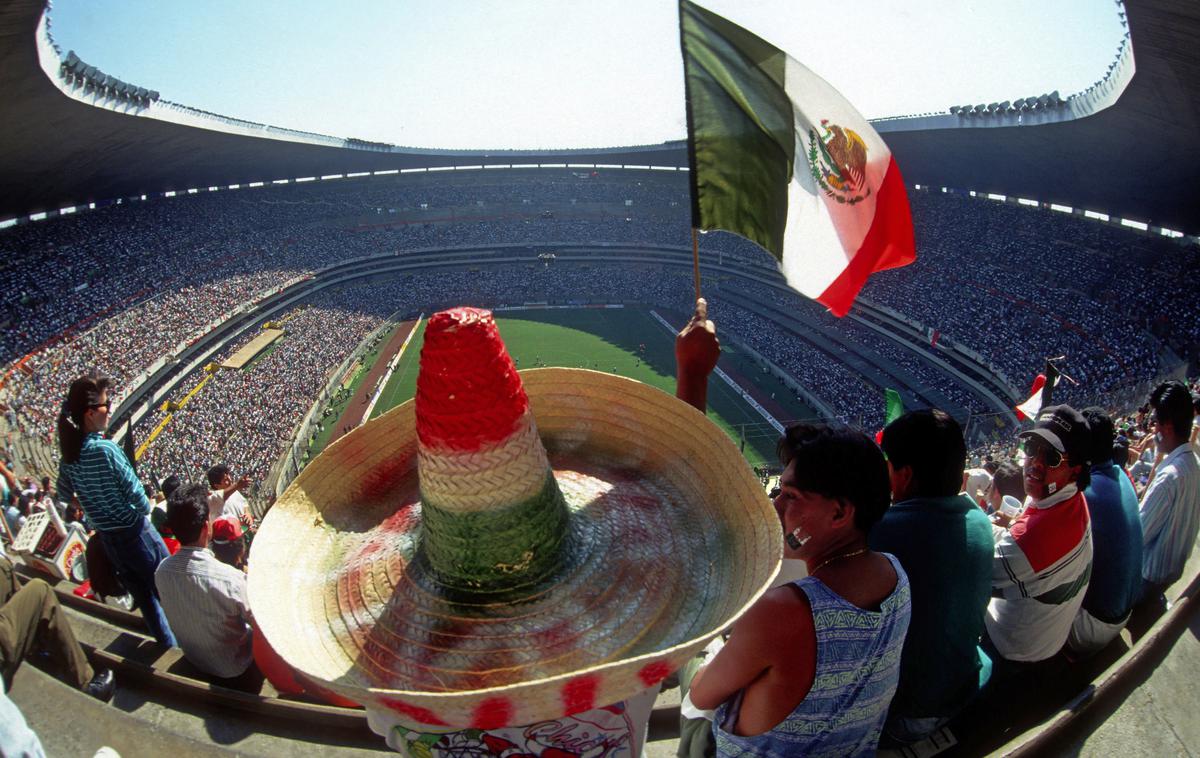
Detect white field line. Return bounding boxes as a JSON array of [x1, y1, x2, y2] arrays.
[[361, 313, 424, 424]]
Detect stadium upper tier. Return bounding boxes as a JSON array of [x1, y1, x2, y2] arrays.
[[0, 1, 1198, 235]]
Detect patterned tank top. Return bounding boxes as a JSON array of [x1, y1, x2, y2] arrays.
[[714, 553, 911, 757]]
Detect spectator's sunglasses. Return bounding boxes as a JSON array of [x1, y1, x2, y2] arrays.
[[88, 400, 112, 412], [1021, 439, 1065, 468]]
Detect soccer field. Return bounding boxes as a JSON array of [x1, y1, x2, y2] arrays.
[[370, 307, 815, 468]]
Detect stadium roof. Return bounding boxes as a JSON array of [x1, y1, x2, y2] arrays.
[[1, 0, 1197, 235]]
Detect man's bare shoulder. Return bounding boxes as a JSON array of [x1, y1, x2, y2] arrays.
[[735, 582, 813, 642]]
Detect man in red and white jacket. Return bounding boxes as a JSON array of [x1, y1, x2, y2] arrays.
[[985, 405, 1094, 670]]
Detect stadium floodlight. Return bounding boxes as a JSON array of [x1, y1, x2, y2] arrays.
[[987, 102, 999, 111], [66, 50, 80, 67], [1013, 98, 1026, 109], [998, 100, 1011, 111]]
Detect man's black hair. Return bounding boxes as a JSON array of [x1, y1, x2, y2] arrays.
[[1150, 381, 1194, 440], [1082, 406, 1116, 466], [160, 474, 181, 500], [1112, 437, 1130, 469], [167, 483, 210, 544], [206, 464, 230, 488], [879, 409, 966, 498], [777, 422, 891, 533], [211, 538, 246, 571], [993, 462, 1024, 500]]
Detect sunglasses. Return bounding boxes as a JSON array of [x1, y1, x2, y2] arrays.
[[1021, 439, 1065, 468], [88, 400, 112, 412]]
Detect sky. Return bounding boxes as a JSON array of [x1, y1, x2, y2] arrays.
[[47, 1, 1127, 151]]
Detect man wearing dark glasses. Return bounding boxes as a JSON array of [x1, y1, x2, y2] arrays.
[[983, 405, 1093, 679]]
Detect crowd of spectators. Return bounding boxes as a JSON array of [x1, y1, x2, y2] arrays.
[[860, 191, 1193, 403], [3, 174, 1195, 498], [129, 259, 986, 491], [0, 171, 688, 363], [2, 165, 1195, 755], [136, 285, 405, 487]]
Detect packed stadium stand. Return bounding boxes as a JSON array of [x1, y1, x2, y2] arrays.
[[2, 0, 1199, 755]]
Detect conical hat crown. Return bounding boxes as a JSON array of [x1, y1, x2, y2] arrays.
[[414, 307, 567, 596]]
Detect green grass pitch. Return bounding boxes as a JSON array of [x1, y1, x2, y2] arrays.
[[369, 307, 815, 468]]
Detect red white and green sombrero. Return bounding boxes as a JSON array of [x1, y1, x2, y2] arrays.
[[248, 307, 781, 728]]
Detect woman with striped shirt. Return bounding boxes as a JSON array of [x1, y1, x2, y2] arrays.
[[56, 373, 176, 647]]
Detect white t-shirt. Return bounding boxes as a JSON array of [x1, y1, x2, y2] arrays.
[[208, 489, 248, 520], [222, 490, 248, 520]]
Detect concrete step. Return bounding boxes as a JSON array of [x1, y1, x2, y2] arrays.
[[19, 565, 686, 753]]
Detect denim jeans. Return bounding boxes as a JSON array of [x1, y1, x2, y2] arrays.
[[98, 518, 177, 647]]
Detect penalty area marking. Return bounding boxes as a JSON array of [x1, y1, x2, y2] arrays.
[[361, 313, 424, 424]]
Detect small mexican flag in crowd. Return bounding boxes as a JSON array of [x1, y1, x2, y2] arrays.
[[1016, 363, 1060, 421], [679, 0, 916, 317], [876, 388, 905, 444]]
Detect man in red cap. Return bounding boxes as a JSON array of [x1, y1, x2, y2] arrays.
[[209, 516, 247, 572]]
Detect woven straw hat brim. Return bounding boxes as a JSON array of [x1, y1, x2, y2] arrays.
[[249, 368, 781, 728]]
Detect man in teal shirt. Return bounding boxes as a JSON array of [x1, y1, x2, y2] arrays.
[[871, 409, 995, 744]]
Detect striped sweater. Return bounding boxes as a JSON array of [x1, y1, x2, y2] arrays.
[[986, 485, 1093, 662], [56, 432, 150, 532]]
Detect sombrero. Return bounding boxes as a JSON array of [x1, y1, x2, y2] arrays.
[[248, 307, 781, 729]]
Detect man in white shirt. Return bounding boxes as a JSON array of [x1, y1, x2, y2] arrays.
[[205, 464, 249, 521], [156, 482, 255, 679], [1139, 381, 1200, 598]]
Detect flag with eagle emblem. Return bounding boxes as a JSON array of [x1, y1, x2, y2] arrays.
[[679, 0, 916, 316]]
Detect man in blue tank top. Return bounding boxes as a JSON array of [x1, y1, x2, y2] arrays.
[[689, 422, 911, 758]]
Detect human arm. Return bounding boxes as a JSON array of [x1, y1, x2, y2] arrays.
[[104, 441, 151, 516], [234, 572, 254, 624], [675, 298, 720, 413], [54, 466, 73, 509], [1138, 469, 1177, 547], [689, 587, 814, 712], [223, 474, 250, 502], [0, 461, 16, 506], [990, 519, 1036, 596]]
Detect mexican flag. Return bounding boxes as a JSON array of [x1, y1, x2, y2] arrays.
[[1015, 373, 1056, 421], [875, 388, 905, 444], [679, 0, 916, 317]]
